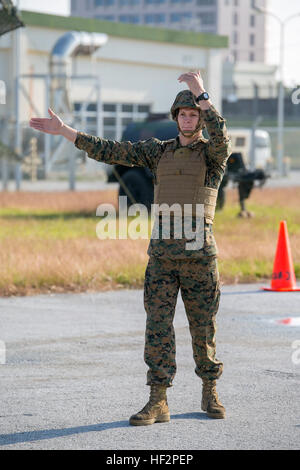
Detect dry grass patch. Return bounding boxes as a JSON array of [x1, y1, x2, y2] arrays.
[[0, 237, 149, 296], [0, 190, 118, 213], [0, 186, 299, 296]]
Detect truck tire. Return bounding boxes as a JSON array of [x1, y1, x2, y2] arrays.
[[118, 169, 154, 211], [216, 174, 228, 210], [216, 186, 226, 210]]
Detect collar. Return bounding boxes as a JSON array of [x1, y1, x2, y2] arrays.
[[171, 134, 207, 150]]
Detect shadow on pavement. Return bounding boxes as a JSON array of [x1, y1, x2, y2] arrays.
[[0, 413, 210, 446], [0, 420, 129, 446], [171, 412, 210, 421], [221, 290, 265, 295]]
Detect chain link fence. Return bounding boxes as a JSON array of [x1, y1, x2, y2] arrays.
[[222, 83, 300, 170]]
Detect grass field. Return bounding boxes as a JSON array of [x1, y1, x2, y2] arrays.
[[0, 186, 299, 297]]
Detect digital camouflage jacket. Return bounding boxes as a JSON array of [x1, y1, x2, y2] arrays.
[[75, 104, 231, 259]]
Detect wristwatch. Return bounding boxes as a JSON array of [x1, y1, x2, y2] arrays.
[[195, 92, 210, 103]]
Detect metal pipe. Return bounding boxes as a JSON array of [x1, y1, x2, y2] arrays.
[[48, 30, 108, 183], [14, 0, 21, 190], [277, 22, 284, 177], [96, 77, 103, 138], [44, 74, 51, 177], [50, 31, 108, 74]]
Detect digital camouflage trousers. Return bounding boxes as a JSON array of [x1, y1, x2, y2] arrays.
[[143, 255, 223, 386]]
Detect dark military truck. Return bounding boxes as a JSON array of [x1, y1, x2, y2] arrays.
[[107, 117, 177, 211], [107, 116, 269, 216]]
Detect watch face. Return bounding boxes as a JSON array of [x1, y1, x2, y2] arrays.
[[197, 92, 209, 102]]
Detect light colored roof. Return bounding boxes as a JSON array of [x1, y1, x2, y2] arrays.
[[21, 10, 228, 49]]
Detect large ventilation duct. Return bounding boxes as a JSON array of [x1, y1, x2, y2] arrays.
[[46, 31, 108, 176], [50, 31, 108, 75], [49, 31, 108, 112]]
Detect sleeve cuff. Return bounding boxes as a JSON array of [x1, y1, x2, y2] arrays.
[[74, 131, 88, 150]]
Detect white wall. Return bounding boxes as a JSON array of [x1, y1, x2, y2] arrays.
[[0, 23, 225, 125]]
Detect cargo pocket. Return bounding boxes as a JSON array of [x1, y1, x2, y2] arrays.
[[209, 258, 220, 298], [204, 226, 218, 257]]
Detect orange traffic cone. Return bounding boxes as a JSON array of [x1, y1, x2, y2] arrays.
[[263, 220, 300, 291]]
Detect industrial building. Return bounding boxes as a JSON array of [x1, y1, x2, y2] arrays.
[[71, 0, 267, 64], [0, 9, 228, 177], [0, 8, 279, 183]]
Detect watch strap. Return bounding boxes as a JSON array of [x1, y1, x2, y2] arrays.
[[196, 92, 209, 102]]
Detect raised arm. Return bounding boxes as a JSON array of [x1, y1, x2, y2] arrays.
[[29, 108, 162, 171], [202, 105, 231, 171], [178, 71, 232, 169]]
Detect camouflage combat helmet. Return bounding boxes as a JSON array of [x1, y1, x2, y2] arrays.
[[171, 90, 205, 137]]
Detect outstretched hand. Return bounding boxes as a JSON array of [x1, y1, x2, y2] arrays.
[[178, 70, 205, 97], [29, 108, 64, 135]]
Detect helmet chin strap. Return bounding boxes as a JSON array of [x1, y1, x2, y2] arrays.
[[176, 117, 203, 139]]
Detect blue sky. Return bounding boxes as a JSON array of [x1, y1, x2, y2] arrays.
[[18, 0, 300, 86]]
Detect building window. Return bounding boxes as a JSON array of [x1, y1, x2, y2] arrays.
[[145, 0, 166, 4], [170, 12, 192, 23], [96, 15, 116, 20], [249, 52, 255, 62], [250, 33, 255, 45], [103, 103, 116, 112], [197, 12, 216, 25], [119, 0, 140, 4], [196, 0, 216, 5], [119, 14, 140, 23], [233, 12, 238, 25], [250, 14, 255, 27], [94, 0, 115, 5], [74, 102, 151, 140], [170, 13, 182, 23], [233, 30, 238, 45], [235, 137, 246, 147], [144, 13, 166, 24], [138, 104, 151, 113]]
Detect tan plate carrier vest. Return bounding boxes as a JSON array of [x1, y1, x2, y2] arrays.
[[153, 143, 217, 224]]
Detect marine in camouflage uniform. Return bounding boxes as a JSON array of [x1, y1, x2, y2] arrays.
[[74, 86, 231, 423]]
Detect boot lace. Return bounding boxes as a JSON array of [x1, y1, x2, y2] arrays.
[[140, 386, 167, 414]]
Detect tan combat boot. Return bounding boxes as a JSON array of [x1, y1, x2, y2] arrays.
[[201, 379, 226, 419], [129, 384, 170, 426]]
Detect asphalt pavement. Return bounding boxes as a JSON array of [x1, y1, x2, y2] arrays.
[[0, 283, 299, 450]]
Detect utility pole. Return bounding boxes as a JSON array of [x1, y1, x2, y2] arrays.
[[253, 3, 300, 176], [14, 0, 22, 189], [250, 83, 261, 172]]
